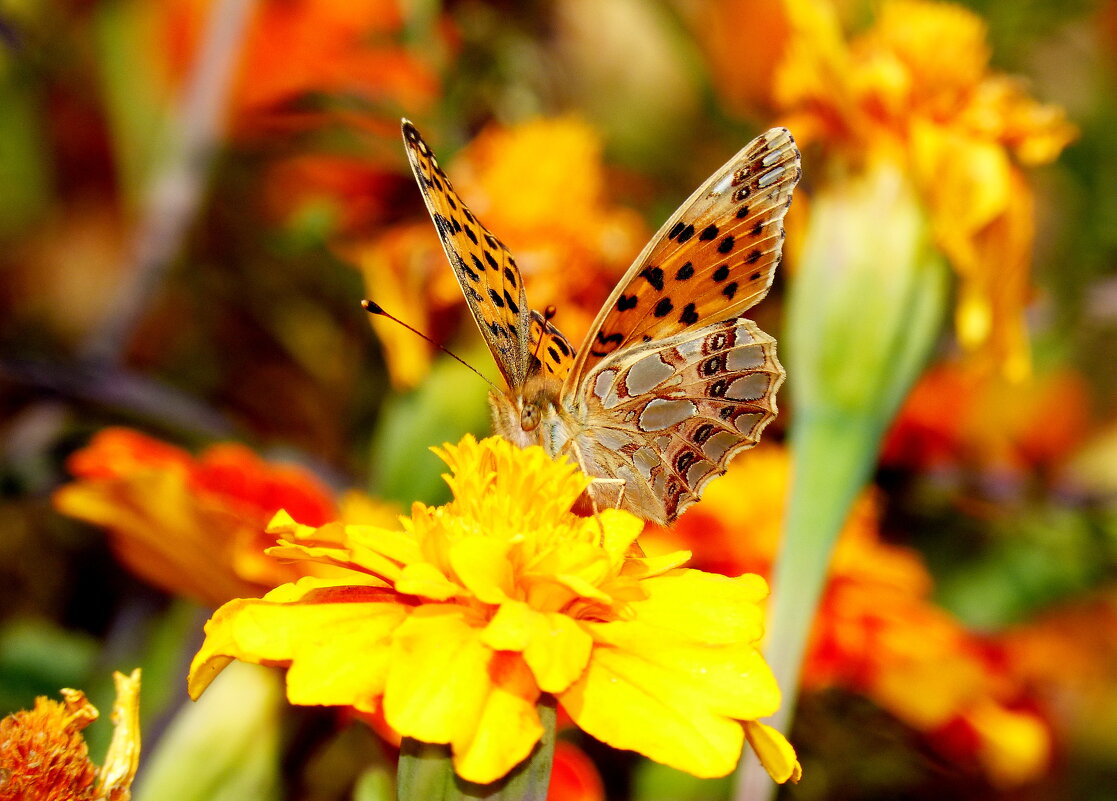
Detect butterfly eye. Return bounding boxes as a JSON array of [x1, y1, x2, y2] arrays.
[[520, 403, 541, 432]]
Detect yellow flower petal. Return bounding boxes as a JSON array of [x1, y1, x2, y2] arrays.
[[188, 579, 405, 706], [599, 509, 646, 562], [449, 536, 515, 604], [630, 570, 769, 645], [482, 600, 536, 652], [97, 668, 143, 799], [744, 721, 802, 784], [563, 620, 780, 777], [451, 653, 543, 785], [384, 606, 495, 744], [621, 548, 693, 579], [395, 562, 463, 600], [522, 612, 593, 694]]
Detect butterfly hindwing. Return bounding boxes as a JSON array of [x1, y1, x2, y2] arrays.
[[402, 121, 532, 389], [567, 128, 801, 378], [571, 318, 784, 524]]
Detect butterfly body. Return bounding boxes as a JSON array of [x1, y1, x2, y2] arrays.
[[400, 120, 800, 525]]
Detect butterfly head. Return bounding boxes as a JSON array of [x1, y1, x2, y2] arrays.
[[489, 373, 568, 453]]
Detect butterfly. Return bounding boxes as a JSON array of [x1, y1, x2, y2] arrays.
[[398, 120, 800, 525]]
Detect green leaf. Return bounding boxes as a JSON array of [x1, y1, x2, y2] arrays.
[[632, 759, 730, 801], [0, 620, 98, 715], [369, 351, 494, 508]]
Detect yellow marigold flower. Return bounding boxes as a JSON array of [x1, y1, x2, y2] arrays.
[[774, 0, 1076, 377], [0, 669, 141, 801], [188, 436, 800, 785]]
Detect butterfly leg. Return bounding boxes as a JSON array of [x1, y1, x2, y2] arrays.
[[587, 477, 644, 554], [587, 477, 625, 511]]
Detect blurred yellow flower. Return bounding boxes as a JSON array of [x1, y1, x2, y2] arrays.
[[0, 669, 141, 801], [188, 435, 800, 785], [354, 117, 648, 388], [774, 0, 1076, 377]]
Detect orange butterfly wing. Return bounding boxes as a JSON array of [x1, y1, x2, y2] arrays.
[[566, 127, 801, 379], [402, 121, 533, 389]]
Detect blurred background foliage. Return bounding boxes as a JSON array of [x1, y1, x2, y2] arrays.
[[1, 0, 1116, 799]]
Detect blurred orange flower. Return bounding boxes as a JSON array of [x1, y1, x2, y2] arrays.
[[352, 116, 649, 387], [549, 740, 604, 801], [773, 0, 1076, 377], [643, 446, 1051, 786], [263, 154, 408, 236], [883, 361, 1091, 474], [1001, 590, 1117, 765], [53, 427, 395, 607], [0, 669, 141, 801], [162, 0, 441, 133]]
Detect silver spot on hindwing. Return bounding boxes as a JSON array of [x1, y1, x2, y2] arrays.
[[702, 431, 738, 462], [726, 373, 770, 402], [734, 412, 765, 435], [727, 344, 764, 371], [634, 447, 658, 480], [626, 354, 674, 395]]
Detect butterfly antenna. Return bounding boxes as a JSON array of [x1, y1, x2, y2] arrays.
[[362, 300, 500, 392]]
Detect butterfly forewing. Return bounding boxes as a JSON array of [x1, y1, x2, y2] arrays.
[[567, 128, 801, 379], [402, 121, 532, 389]]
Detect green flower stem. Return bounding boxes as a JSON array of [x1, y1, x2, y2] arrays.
[[396, 695, 557, 801], [766, 408, 883, 717], [735, 411, 882, 801]]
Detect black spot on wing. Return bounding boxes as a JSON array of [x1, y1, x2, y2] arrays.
[[590, 331, 624, 358], [692, 423, 714, 445], [640, 266, 665, 291]]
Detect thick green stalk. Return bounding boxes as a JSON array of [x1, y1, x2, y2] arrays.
[[765, 409, 884, 717]]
